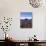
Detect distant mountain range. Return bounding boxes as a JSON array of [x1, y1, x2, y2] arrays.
[[20, 17, 32, 19]]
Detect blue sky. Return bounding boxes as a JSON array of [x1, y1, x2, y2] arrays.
[[20, 12, 32, 17]]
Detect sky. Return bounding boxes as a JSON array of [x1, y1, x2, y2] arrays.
[[20, 12, 32, 17]]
